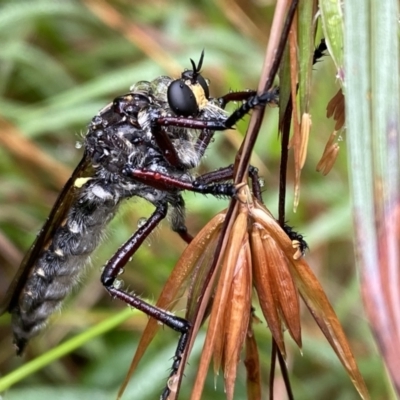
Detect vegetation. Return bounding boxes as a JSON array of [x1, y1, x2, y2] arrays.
[[0, 1, 394, 399]]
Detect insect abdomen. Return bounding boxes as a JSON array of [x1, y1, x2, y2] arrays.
[[11, 180, 120, 354]]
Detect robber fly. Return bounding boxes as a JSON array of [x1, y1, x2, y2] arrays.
[[1, 51, 280, 398]]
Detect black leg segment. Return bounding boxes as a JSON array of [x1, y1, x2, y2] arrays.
[[154, 87, 279, 132], [194, 164, 263, 202], [100, 202, 192, 398]]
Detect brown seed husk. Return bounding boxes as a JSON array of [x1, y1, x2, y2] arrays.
[[250, 224, 286, 356], [316, 130, 340, 175], [192, 209, 248, 400], [261, 233, 301, 348], [244, 325, 262, 400], [299, 113, 311, 169], [223, 240, 252, 400]]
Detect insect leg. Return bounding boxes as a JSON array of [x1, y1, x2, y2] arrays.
[[174, 226, 193, 244], [127, 168, 307, 255], [101, 203, 187, 330], [218, 90, 257, 108], [282, 223, 309, 256], [155, 88, 279, 132], [194, 164, 263, 201], [313, 38, 327, 64], [123, 166, 236, 198], [170, 194, 193, 244], [218, 39, 325, 108], [148, 123, 183, 168], [195, 129, 216, 159], [249, 165, 263, 201], [222, 89, 280, 129], [100, 203, 191, 396], [153, 92, 272, 163]]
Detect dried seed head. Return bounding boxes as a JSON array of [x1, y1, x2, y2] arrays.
[[299, 113, 312, 169], [244, 323, 262, 400], [192, 205, 250, 400], [188, 185, 368, 400], [326, 89, 345, 130], [250, 224, 286, 356], [260, 232, 301, 347], [316, 130, 340, 175], [222, 240, 252, 400]]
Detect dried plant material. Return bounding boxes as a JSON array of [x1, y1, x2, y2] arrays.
[[293, 179, 301, 212], [223, 241, 252, 400], [326, 88, 346, 130], [0, 117, 71, 188], [244, 324, 262, 400], [289, 26, 302, 213], [261, 233, 301, 348], [316, 130, 340, 175], [317, 143, 340, 175], [191, 209, 249, 400], [213, 214, 249, 370], [251, 225, 286, 356], [299, 113, 312, 169], [245, 192, 369, 400]]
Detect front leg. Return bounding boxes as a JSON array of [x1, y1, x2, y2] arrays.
[[154, 87, 279, 132], [149, 123, 183, 168]]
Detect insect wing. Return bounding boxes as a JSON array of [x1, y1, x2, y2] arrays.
[[0, 154, 93, 314]]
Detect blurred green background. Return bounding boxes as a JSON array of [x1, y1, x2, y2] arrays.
[[0, 1, 392, 399]]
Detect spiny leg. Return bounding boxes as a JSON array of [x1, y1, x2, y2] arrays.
[[170, 194, 193, 244], [101, 203, 189, 330], [174, 226, 193, 244], [194, 164, 263, 202], [123, 166, 236, 198], [223, 89, 279, 129], [148, 123, 183, 168], [100, 203, 191, 397], [218, 90, 257, 108], [195, 129, 216, 159], [154, 88, 279, 132], [160, 164, 264, 243]]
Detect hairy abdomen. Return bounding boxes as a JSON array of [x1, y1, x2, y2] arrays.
[[11, 181, 121, 353]]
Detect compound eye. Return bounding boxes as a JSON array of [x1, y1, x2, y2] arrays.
[[167, 80, 198, 116]]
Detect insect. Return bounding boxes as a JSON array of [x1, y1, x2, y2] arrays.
[[0, 51, 280, 397]]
